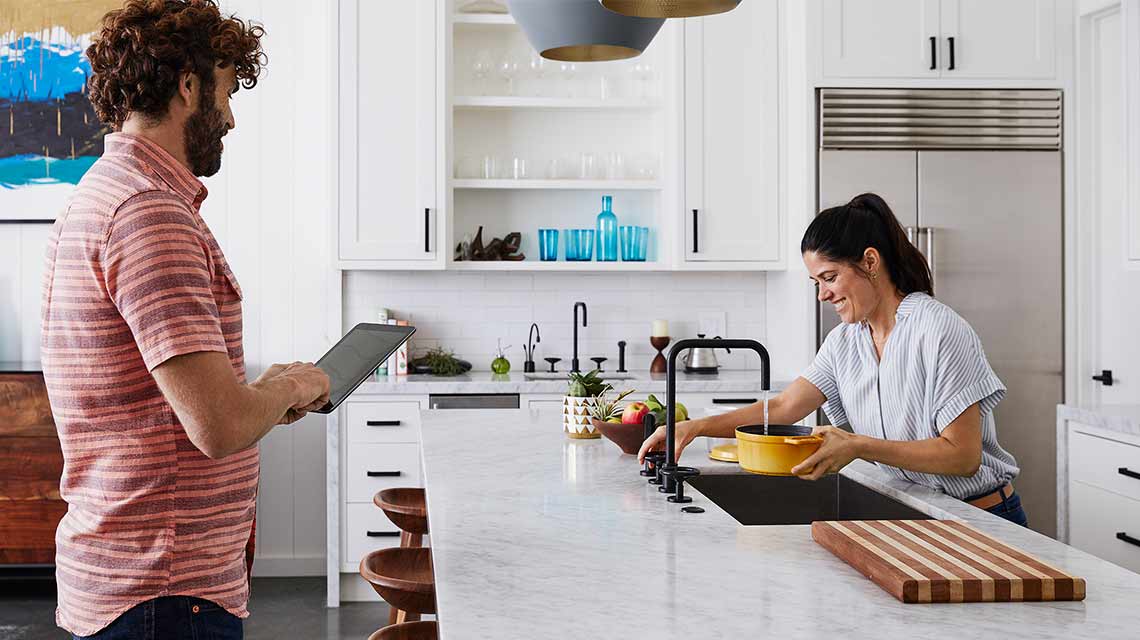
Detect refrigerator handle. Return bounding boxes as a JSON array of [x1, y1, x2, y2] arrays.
[[923, 227, 936, 292]]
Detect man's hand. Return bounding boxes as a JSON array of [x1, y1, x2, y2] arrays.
[[261, 362, 330, 425]]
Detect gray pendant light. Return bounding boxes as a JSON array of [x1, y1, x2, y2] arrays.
[[507, 0, 665, 62], [599, 0, 740, 18]]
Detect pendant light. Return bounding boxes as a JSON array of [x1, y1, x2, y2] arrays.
[[599, 0, 740, 18], [507, 0, 665, 62]]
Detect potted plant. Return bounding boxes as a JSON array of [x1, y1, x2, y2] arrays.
[[562, 369, 608, 439]]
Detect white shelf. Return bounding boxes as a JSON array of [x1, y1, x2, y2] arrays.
[[449, 260, 664, 271], [452, 13, 515, 25], [453, 96, 660, 110], [452, 179, 662, 190]]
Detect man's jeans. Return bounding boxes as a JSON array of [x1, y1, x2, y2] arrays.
[[72, 596, 242, 640]]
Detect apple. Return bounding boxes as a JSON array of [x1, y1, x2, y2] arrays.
[[621, 401, 650, 425]]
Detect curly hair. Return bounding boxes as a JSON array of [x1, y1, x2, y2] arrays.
[[85, 0, 266, 129]]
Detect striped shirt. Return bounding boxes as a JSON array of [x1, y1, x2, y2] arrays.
[[803, 292, 1018, 499], [41, 133, 257, 636]]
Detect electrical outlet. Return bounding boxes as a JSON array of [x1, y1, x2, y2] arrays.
[[697, 311, 726, 338]]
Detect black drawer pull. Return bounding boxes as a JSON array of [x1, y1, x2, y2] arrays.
[[1118, 467, 1140, 481], [366, 471, 402, 477], [366, 420, 402, 427], [947, 36, 955, 70], [929, 36, 936, 70], [712, 398, 757, 405], [692, 209, 699, 253], [367, 530, 400, 538], [1117, 532, 1140, 548]]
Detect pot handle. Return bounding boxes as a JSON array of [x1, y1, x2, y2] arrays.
[[783, 436, 824, 445]]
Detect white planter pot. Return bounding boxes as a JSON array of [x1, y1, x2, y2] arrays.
[[562, 395, 600, 439]]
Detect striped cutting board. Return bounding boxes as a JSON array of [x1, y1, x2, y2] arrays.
[[812, 520, 1086, 603]]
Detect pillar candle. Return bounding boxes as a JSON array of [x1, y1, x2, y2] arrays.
[[651, 319, 668, 337]]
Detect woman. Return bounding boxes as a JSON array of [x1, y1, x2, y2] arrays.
[[639, 193, 1027, 526]]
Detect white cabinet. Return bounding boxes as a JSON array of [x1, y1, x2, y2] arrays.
[[821, 0, 939, 79], [337, 0, 441, 265], [821, 0, 1056, 80], [683, 0, 781, 266]]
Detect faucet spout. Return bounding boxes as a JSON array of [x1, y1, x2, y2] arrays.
[[660, 338, 770, 499], [524, 323, 541, 373], [572, 302, 588, 372]]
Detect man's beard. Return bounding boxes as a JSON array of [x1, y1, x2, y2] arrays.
[[184, 96, 227, 177]]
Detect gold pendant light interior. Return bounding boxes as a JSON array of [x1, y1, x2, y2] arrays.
[[600, 0, 740, 18]]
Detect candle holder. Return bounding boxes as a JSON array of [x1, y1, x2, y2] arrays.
[[649, 336, 670, 374]]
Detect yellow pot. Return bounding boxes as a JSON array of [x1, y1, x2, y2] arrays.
[[735, 424, 823, 476]]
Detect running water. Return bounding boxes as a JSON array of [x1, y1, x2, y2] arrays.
[[762, 389, 770, 434]]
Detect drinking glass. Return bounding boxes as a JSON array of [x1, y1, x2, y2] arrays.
[[576, 229, 595, 260], [507, 156, 527, 180], [472, 49, 494, 95], [579, 152, 597, 180], [498, 55, 520, 96], [603, 152, 626, 180], [564, 229, 580, 261], [481, 154, 500, 179], [559, 62, 578, 98], [538, 228, 559, 261], [620, 226, 649, 261], [527, 54, 547, 97]]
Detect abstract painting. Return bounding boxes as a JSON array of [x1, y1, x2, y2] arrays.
[[1, 1, 118, 221]]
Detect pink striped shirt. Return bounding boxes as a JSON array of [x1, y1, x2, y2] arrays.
[[41, 133, 257, 636]]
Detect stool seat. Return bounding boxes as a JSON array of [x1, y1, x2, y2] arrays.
[[374, 488, 428, 535], [360, 547, 435, 615], [367, 621, 438, 640]]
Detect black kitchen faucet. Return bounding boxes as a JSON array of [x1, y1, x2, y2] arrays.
[[657, 338, 770, 503], [572, 301, 587, 373]]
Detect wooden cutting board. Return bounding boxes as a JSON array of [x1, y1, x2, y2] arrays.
[[812, 520, 1086, 603]]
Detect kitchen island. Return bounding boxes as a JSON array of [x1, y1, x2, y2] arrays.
[[420, 409, 1140, 639]]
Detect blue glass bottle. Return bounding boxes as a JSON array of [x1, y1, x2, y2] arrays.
[[596, 195, 618, 262]]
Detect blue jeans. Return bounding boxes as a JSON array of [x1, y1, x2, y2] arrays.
[[982, 488, 1029, 528], [72, 596, 242, 640]]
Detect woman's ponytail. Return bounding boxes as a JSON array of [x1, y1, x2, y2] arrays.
[[801, 192, 934, 296]]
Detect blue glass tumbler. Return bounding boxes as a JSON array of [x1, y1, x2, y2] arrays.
[[596, 195, 618, 261], [576, 229, 595, 261], [620, 226, 648, 261], [564, 229, 579, 261], [538, 229, 558, 261]]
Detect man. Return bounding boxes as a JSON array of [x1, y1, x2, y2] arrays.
[[40, 1, 329, 637]]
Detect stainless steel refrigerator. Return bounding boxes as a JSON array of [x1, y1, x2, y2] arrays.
[[816, 89, 1063, 536]]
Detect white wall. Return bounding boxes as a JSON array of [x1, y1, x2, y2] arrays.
[[0, 223, 52, 362], [197, 0, 334, 576], [344, 271, 774, 373]]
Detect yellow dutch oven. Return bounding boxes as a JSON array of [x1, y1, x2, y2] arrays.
[[735, 424, 823, 476]]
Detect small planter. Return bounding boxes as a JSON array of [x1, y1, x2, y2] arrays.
[[562, 395, 600, 439]]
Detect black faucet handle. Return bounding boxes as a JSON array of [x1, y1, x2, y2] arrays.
[[644, 451, 667, 484], [543, 357, 561, 373], [589, 356, 607, 372], [660, 465, 700, 503]]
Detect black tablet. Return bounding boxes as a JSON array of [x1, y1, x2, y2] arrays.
[[312, 323, 416, 414]]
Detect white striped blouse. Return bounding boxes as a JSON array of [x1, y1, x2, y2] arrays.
[[803, 292, 1019, 499]]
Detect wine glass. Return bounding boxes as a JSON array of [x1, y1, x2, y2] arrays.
[[527, 54, 547, 97], [638, 60, 656, 100], [559, 62, 577, 98], [472, 49, 494, 95], [498, 54, 520, 96]]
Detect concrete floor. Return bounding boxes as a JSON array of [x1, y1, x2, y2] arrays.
[[0, 576, 388, 639]]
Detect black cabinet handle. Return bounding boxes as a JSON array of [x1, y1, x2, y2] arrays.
[[1093, 369, 1114, 386], [929, 36, 937, 70], [1117, 532, 1140, 548], [1119, 467, 1140, 481], [692, 209, 699, 253], [424, 208, 431, 253], [366, 471, 402, 477], [367, 530, 400, 538], [948, 36, 955, 70], [366, 420, 402, 427], [712, 398, 757, 405]]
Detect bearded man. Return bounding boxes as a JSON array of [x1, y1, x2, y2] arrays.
[[40, 2, 329, 637]]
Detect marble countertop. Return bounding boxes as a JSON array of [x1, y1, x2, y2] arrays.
[[355, 369, 787, 395], [0, 361, 42, 373], [1057, 403, 1140, 438], [420, 409, 1140, 639]]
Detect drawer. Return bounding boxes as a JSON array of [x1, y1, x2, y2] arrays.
[[344, 502, 402, 569], [1069, 429, 1140, 501], [1068, 481, 1140, 574], [0, 373, 55, 436], [346, 443, 421, 503], [527, 399, 563, 411], [346, 401, 421, 444]]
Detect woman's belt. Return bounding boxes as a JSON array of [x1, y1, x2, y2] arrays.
[[965, 483, 1014, 510]]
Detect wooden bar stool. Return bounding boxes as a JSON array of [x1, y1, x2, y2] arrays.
[[360, 546, 435, 626], [374, 487, 428, 548], [367, 621, 438, 640]]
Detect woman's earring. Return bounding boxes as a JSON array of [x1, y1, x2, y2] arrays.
[[871, 271, 878, 280]]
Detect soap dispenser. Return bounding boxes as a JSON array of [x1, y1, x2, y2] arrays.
[[596, 195, 618, 262]]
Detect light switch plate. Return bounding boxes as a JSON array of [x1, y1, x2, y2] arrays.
[[697, 311, 726, 338]]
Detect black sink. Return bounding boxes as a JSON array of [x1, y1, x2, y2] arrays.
[[688, 473, 932, 525]]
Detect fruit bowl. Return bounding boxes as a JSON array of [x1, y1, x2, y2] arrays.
[[591, 418, 646, 455]]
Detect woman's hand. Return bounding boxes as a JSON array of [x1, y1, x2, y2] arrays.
[[790, 426, 863, 481], [637, 419, 702, 464]]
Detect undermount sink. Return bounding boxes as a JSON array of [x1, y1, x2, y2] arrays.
[[523, 372, 636, 380], [689, 473, 932, 526]]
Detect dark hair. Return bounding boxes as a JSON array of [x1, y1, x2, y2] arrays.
[[86, 0, 266, 129], [800, 193, 933, 296]]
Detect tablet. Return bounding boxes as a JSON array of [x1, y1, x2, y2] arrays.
[[312, 323, 416, 414]]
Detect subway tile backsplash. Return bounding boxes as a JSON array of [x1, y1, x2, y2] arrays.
[[344, 271, 769, 373]]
